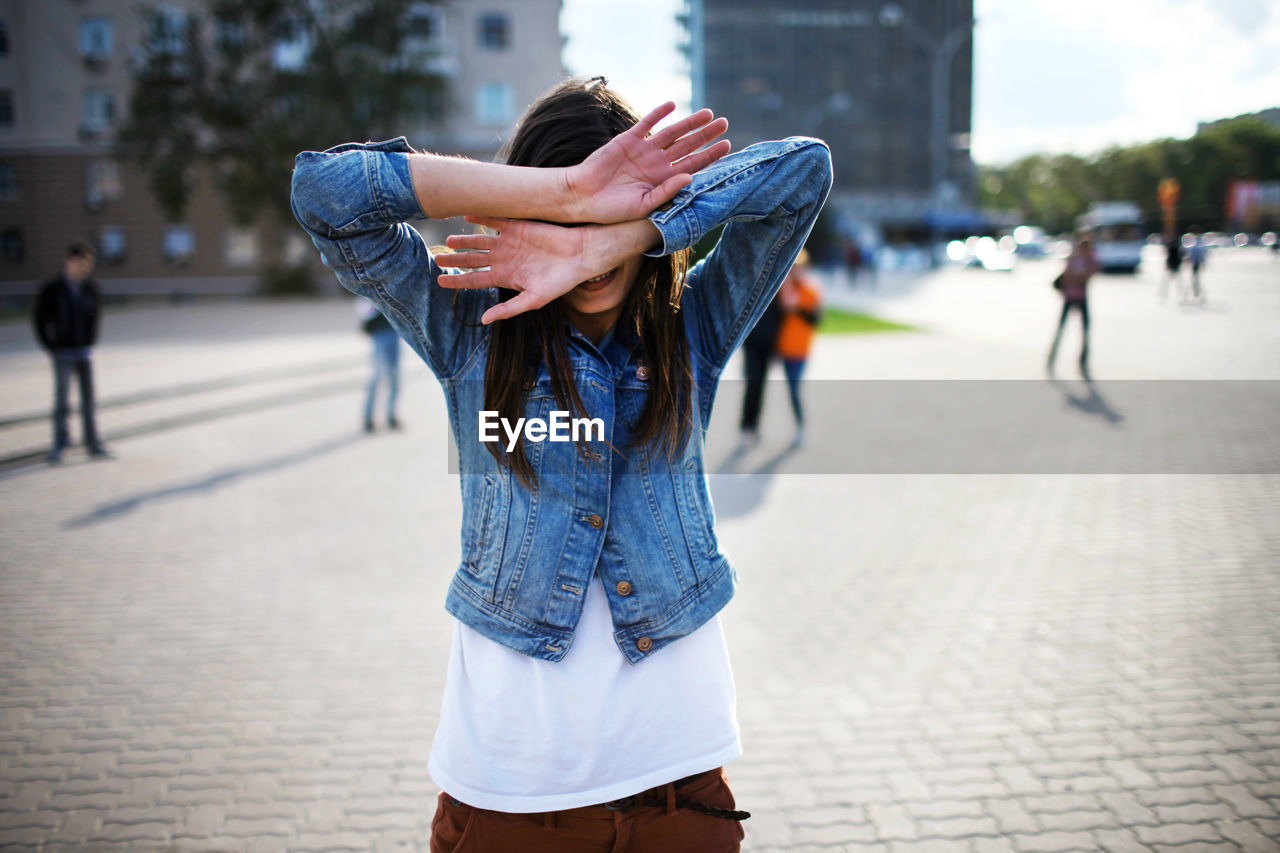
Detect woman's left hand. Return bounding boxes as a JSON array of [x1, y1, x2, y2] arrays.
[[438, 216, 649, 324], [565, 102, 730, 224]]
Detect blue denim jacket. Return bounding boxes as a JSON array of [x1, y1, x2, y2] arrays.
[[291, 136, 832, 663]]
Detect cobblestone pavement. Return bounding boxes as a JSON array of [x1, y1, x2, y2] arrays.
[[1, 249, 1277, 852]]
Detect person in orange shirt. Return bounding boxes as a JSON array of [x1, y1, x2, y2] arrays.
[[775, 249, 823, 446]]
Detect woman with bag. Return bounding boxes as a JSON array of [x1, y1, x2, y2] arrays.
[[1047, 233, 1101, 379], [775, 249, 823, 447], [291, 77, 832, 852]]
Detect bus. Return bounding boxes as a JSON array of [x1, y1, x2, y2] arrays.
[[1077, 202, 1146, 273]]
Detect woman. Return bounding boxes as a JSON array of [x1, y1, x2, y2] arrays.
[[775, 249, 823, 447], [1047, 234, 1101, 380], [292, 77, 832, 852]]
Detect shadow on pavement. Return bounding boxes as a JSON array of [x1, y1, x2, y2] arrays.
[[62, 432, 364, 529], [708, 442, 800, 521], [1048, 378, 1125, 426]]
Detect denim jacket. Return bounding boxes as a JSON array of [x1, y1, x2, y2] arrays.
[[291, 135, 832, 663]]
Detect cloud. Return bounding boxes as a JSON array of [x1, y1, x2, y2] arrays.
[[973, 0, 1280, 163]]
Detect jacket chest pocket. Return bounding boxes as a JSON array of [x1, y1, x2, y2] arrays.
[[463, 473, 508, 591]]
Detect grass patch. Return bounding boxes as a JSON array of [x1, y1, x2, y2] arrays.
[[819, 308, 918, 335]]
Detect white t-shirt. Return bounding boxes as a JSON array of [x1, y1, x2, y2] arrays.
[[428, 573, 741, 813]]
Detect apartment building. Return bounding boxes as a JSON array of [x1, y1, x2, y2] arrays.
[[0, 0, 564, 295]]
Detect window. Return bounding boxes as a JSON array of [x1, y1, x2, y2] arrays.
[[224, 227, 259, 268], [0, 227, 23, 264], [0, 90, 13, 127], [79, 17, 114, 63], [475, 81, 514, 125], [478, 13, 509, 50], [406, 2, 444, 43], [82, 89, 116, 134], [85, 160, 122, 208], [0, 162, 16, 200], [0, 21, 9, 56], [163, 225, 196, 265], [99, 226, 127, 265]]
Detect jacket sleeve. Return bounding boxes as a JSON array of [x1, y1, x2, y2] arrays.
[[645, 137, 833, 372], [290, 137, 491, 379]]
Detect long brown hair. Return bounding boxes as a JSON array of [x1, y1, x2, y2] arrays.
[[483, 77, 693, 485]]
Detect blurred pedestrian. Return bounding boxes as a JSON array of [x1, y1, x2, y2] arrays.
[[356, 297, 401, 433], [737, 295, 782, 450], [775, 249, 823, 447], [1047, 233, 1100, 380], [32, 242, 110, 463], [1160, 235, 1183, 302], [1186, 228, 1208, 303]]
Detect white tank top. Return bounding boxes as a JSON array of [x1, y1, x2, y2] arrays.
[[428, 573, 741, 813]]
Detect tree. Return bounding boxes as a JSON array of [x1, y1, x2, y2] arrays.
[[978, 116, 1280, 233], [117, 0, 447, 226]]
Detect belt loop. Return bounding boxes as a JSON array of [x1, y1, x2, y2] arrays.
[[542, 810, 556, 830], [665, 781, 677, 816]]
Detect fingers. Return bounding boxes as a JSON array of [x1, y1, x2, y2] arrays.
[[436, 250, 493, 272], [632, 101, 678, 139], [481, 290, 545, 324], [663, 117, 729, 163], [673, 138, 732, 175], [645, 174, 693, 210], [437, 269, 499, 289], [445, 233, 496, 252], [649, 108, 716, 149]]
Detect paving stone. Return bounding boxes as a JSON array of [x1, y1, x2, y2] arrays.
[[1214, 783, 1279, 819], [1154, 801, 1239, 823], [985, 799, 1040, 834], [971, 839, 1018, 853], [1216, 819, 1279, 852], [1135, 822, 1226, 845], [1036, 809, 1122, 832], [792, 822, 878, 845], [1136, 786, 1218, 807], [916, 815, 999, 838], [1091, 827, 1148, 852], [1009, 831, 1098, 852], [1097, 791, 1158, 825], [867, 803, 918, 841], [905, 799, 987, 820]]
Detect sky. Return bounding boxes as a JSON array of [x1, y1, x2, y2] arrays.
[[560, 0, 1280, 165]]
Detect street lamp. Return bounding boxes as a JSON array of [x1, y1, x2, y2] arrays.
[[879, 3, 975, 258]]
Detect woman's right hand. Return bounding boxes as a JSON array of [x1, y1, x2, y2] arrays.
[[437, 216, 659, 325]]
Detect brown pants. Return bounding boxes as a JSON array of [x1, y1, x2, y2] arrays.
[[429, 767, 745, 853]]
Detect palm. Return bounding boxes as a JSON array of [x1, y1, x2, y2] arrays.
[[437, 218, 594, 323], [568, 103, 730, 223]]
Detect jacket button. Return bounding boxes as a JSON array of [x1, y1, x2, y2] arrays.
[[636, 365, 650, 380], [586, 514, 604, 529], [523, 378, 536, 390], [636, 636, 653, 652], [616, 580, 633, 596]]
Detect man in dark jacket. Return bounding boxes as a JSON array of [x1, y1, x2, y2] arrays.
[[33, 242, 110, 462]]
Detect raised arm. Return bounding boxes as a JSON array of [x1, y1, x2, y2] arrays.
[[409, 103, 728, 224], [647, 137, 833, 371], [290, 104, 728, 376]]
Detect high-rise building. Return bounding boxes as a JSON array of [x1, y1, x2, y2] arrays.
[[0, 0, 564, 295], [682, 0, 976, 242]]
